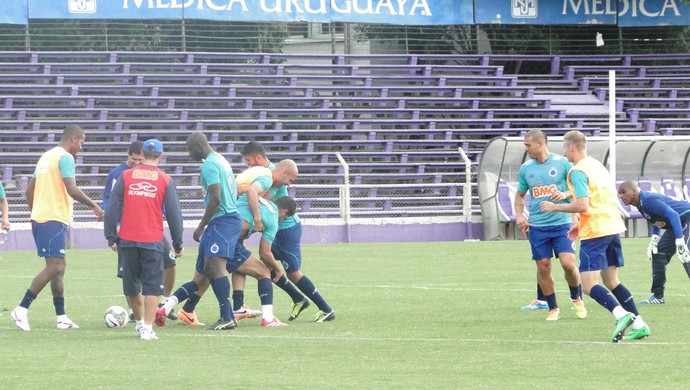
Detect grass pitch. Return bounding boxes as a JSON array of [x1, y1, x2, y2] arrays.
[[1, 238, 690, 389]]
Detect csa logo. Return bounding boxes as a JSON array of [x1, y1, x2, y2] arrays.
[[68, 0, 97, 14], [512, 0, 537, 18], [549, 168, 558, 177], [210, 243, 220, 254]]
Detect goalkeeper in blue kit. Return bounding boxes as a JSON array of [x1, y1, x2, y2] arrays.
[[618, 180, 690, 305]]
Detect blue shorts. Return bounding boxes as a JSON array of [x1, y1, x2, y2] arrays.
[[31, 221, 68, 258], [529, 224, 575, 260], [195, 213, 242, 273], [226, 242, 251, 273], [272, 222, 302, 273], [579, 234, 625, 272]]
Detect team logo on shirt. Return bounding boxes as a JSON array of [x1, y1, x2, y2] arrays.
[[533, 184, 558, 198], [653, 220, 667, 229], [549, 168, 558, 177]]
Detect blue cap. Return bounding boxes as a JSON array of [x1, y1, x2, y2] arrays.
[[143, 139, 163, 153]]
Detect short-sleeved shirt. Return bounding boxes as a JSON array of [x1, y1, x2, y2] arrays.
[[200, 152, 238, 221], [31, 146, 76, 224], [265, 161, 301, 229], [237, 196, 279, 244], [235, 166, 273, 196], [517, 153, 572, 227]]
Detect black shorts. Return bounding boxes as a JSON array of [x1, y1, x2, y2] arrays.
[[117, 237, 175, 278], [120, 246, 164, 297]]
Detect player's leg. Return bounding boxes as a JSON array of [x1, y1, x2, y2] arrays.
[[203, 215, 241, 330], [581, 236, 636, 342], [553, 227, 585, 318], [642, 232, 675, 304], [235, 249, 286, 327], [529, 226, 558, 320], [12, 221, 69, 331], [139, 248, 164, 341], [122, 247, 145, 332], [160, 238, 179, 320]]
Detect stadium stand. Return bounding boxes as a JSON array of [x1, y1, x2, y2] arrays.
[[2, 51, 690, 240]]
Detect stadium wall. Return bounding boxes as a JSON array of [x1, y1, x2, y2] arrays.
[[0, 220, 482, 251]]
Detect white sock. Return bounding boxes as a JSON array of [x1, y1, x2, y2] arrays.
[[57, 314, 68, 322], [633, 315, 646, 329], [261, 304, 274, 321], [163, 296, 178, 315], [612, 305, 629, 320], [161, 296, 169, 305]]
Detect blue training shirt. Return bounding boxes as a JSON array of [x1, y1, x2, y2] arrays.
[[200, 152, 239, 220], [102, 161, 129, 211], [517, 153, 573, 227], [638, 191, 690, 239]]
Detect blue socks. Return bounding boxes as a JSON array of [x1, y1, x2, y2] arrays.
[[296, 275, 332, 313], [612, 283, 639, 316], [210, 276, 233, 321], [232, 290, 244, 311], [589, 285, 621, 313], [257, 278, 273, 306], [182, 292, 201, 313], [544, 293, 558, 310], [569, 284, 582, 300], [53, 296, 65, 316], [536, 283, 545, 301], [19, 289, 37, 309], [173, 281, 199, 304], [274, 274, 306, 304]]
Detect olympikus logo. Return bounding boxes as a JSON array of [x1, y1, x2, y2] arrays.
[[512, 0, 537, 18], [68, 0, 97, 13]]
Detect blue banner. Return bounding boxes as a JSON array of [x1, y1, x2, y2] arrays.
[[26, 0, 474, 25], [475, 0, 617, 25], [618, 0, 690, 27], [1, 0, 28, 24]]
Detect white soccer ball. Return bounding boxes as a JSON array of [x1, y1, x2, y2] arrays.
[[104, 305, 129, 328]]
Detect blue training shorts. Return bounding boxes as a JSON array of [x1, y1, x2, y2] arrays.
[[579, 234, 625, 272], [195, 213, 242, 274], [528, 224, 575, 260], [225, 241, 251, 273], [118, 237, 176, 278], [120, 247, 164, 296], [272, 221, 303, 273], [31, 220, 68, 258]]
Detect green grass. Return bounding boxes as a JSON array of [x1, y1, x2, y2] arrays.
[[2, 238, 690, 389]]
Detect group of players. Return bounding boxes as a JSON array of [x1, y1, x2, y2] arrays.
[[7, 125, 335, 340], [515, 129, 690, 342]]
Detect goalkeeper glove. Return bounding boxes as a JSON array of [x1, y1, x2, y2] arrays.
[[676, 238, 690, 264], [647, 234, 660, 261]]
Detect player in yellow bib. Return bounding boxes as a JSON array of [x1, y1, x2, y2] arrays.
[[541, 130, 650, 342]]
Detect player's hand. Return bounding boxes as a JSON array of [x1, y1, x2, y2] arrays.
[[109, 242, 118, 252], [516, 215, 529, 234], [676, 238, 690, 264], [254, 220, 265, 233], [175, 249, 184, 258], [93, 205, 104, 222], [1, 220, 10, 231], [271, 265, 284, 283], [550, 191, 565, 202], [540, 201, 556, 212], [567, 224, 579, 241], [193, 226, 204, 242], [647, 234, 660, 261]]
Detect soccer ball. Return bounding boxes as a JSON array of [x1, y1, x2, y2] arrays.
[[104, 305, 129, 328]]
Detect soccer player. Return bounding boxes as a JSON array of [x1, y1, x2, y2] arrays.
[[159, 131, 242, 331], [515, 130, 585, 321], [102, 141, 178, 322], [541, 130, 650, 342], [618, 180, 690, 306], [231, 156, 308, 320], [0, 179, 10, 232], [11, 124, 104, 331], [104, 139, 184, 341], [158, 196, 296, 327], [238, 141, 336, 322]]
